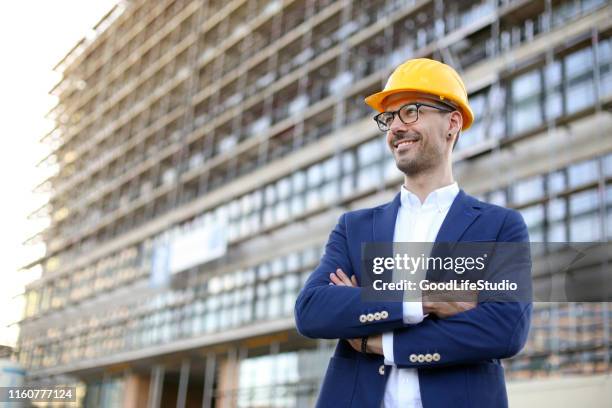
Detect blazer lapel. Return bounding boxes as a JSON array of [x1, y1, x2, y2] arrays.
[[373, 192, 401, 242], [435, 189, 481, 247]]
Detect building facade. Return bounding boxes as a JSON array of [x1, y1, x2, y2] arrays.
[[18, 0, 612, 406]]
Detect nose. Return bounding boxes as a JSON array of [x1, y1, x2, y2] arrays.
[[388, 113, 411, 134]]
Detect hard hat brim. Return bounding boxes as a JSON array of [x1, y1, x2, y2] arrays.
[[364, 88, 474, 131]]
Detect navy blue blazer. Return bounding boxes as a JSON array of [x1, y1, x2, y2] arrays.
[[294, 190, 532, 408]]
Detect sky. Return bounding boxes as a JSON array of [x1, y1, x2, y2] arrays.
[[0, 1, 119, 348]]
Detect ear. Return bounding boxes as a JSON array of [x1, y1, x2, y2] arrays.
[[447, 111, 463, 138]]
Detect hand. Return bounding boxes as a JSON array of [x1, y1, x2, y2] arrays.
[[422, 289, 478, 318], [329, 268, 359, 287], [346, 335, 383, 355]]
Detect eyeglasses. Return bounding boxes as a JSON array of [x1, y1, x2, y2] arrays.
[[373, 102, 455, 132]]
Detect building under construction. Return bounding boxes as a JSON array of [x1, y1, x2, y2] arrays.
[[18, 0, 612, 406]]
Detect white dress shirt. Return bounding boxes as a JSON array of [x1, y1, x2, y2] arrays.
[[381, 182, 460, 408]]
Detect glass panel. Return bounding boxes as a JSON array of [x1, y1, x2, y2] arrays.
[[323, 155, 340, 181], [342, 151, 355, 173], [277, 177, 291, 200], [570, 189, 599, 216], [513, 176, 544, 204], [570, 213, 601, 241], [548, 170, 566, 194], [513, 70, 541, 100], [358, 139, 383, 166], [520, 204, 545, 228], [568, 160, 598, 188], [547, 198, 566, 221], [307, 163, 323, 188], [565, 46, 595, 113], [603, 153, 612, 177], [341, 175, 354, 197], [292, 171, 306, 192], [357, 164, 381, 191], [265, 184, 276, 205], [547, 220, 567, 241], [511, 69, 542, 134], [512, 99, 542, 134]]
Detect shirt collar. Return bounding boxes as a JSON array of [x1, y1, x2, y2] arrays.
[[400, 182, 460, 212]]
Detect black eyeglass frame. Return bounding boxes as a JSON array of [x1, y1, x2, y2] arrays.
[[373, 102, 455, 132]]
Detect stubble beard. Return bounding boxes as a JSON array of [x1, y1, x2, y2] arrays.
[[394, 143, 440, 176]]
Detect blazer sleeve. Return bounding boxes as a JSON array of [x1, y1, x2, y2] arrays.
[[390, 209, 533, 368], [294, 213, 405, 339]]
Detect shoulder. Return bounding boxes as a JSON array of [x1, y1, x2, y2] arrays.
[[474, 198, 525, 225], [466, 193, 524, 222], [341, 196, 397, 222]]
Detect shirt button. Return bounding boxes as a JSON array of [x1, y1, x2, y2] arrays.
[[409, 354, 418, 363], [380, 310, 389, 319], [373, 312, 381, 321], [425, 353, 433, 362], [417, 354, 425, 363], [432, 353, 441, 362], [359, 314, 367, 323], [366, 313, 375, 322], [378, 365, 385, 375]]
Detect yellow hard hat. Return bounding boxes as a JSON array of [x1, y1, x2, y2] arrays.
[[364, 58, 474, 130]]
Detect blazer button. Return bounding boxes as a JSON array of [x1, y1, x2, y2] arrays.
[[378, 365, 385, 375], [417, 354, 425, 363], [409, 354, 418, 363], [373, 312, 381, 321], [359, 314, 367, 323], [366, 313, 375, 322], [432, 353, 441, 362], [424, 353, 433, 362], [380, 310, 389, 319]]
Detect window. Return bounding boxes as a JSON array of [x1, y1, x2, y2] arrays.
[[544, 61, 563, 120], [277, 178, 291, 200], [603, 153, 612, 177], [321, 180, 339, 205], [520, 204, 545, 241], [357, 139, 384, 166], [547, 198, 567, 242], [460, 91, 487, 148], [607, 185, 612, 239], [357, 164, 381, 191], [265, 184, 276, 205], [599, 37, 612, 97], [548, 198, 567, 221], [306, 187, 322, 210], [570, 213, 600, 241], [565, 46, 595, 114], [568, 160, 598, 188], [292, 171, 306, 192], [342, 151, 355, 173], [570, 189, 599, 216], [548, 170, 566, 194], [323, 155, 340, 181], [511, 69, 543, 135], [513, 175, 544, 204], [291, 194, 305, 215]]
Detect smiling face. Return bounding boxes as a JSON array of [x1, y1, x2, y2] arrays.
[[382, 91, 462, 177]]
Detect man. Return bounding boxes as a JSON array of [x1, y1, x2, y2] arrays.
[[294, 58, 531, 407]]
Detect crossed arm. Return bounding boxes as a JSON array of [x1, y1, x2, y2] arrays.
[[294, 211, 532, 368], [329, 268, 476, 355]]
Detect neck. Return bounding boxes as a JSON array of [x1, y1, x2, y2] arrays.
[[403, 165, 454, 203]]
